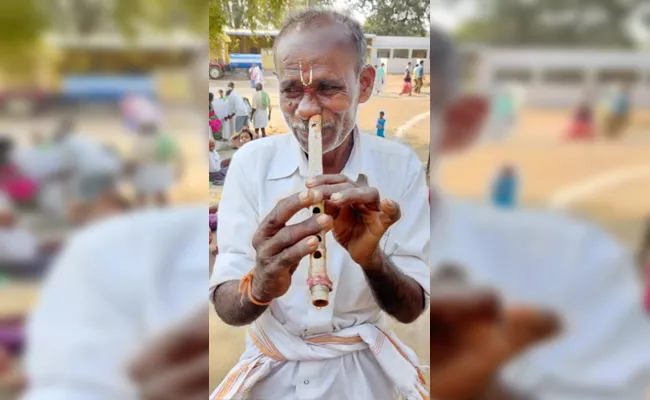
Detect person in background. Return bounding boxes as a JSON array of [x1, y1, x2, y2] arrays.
[[252, 63, 264, 87], [374, 63, 386, 96], [209, 139, 228, 186], [0, 191, 38, 264], [564, 98, 594, 141], [130, 122, 182, 208], [604, 83, 632, 140], [376, 111, 386, 138], [218, 89, 224, 100], [399, 67, 412, 96], [212, 90, 230, 142], [224, 82, 250, 140], [251, 83, 271, 138], [404, 61, 411, 74], [209, 92, 223, 141], [489, 163, 519, 209], [229, 126, 254, 149], [413, 60, 425, 94]]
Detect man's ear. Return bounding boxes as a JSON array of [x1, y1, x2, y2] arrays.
[[437, 95, 489, 154], [358, 65, 376, 104]]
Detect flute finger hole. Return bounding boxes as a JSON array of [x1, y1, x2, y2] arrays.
[[313, 250, 322, 259], [312, 207, 321, 214]]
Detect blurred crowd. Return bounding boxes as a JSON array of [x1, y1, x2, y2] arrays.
[[0, 93, 185, 394]]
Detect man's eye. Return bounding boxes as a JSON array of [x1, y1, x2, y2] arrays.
[[320, 84, 341, 94], [282, 87, 301, 95]]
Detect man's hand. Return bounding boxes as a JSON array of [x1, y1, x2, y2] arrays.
[[306, 174, 400, 267], [429, 280, 561, 400], [129, 308, 208, 400], [250, 189, 333, 302]]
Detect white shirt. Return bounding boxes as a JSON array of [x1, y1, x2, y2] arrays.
[[0, 222, 38, 263], [22, 206, 206, 400], [210, 131, 430, 398], [431, 197, 650, 400], [227, 90, 249, 117], [57, 136, 121, 176], [209, 149, 222, 173]]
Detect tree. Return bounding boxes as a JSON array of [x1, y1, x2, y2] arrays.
[[444, 0, 647, 48], [356, 0, 430, 36], [0, 0, 207, 69]]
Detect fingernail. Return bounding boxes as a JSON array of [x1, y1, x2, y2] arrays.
[[307, 236, 319, 247], [385, 199, 394, 208], [306, 179, 315, 187], [331, 192, 342, 201], [317, 214, 330, 227], [299, 190, 310, 202]]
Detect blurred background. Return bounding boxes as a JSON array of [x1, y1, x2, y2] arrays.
[[208, 0, 432, 393], [434, 0, 650, 262], [0, 1, 205, 398]]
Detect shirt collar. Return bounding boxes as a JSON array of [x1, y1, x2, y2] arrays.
[[268, 128, 363, 182]]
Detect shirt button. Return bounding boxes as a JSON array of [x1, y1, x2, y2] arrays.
[[304, 380, 310, 385]]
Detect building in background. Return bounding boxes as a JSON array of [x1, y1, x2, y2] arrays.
[[460, 46, 650, 108], [368, 36, 430, 74]]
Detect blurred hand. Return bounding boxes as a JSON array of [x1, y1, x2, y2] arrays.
[[429, 281, 561, 400], [306, 174, 400, 266], [129, 308, 208, 400]]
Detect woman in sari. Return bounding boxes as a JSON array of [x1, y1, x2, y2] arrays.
[[400, 68, 412, 96]]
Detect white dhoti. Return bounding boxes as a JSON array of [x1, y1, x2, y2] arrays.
[[253, 110, 269, 130], [375, 80, 385, 95], [211, 312, 428, 400], [133, 163, 175, 195]]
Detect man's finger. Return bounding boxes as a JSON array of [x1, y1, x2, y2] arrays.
[[504, 307, 562, 355], [139, 352, 209, 400], [277, 235, 322, 272], [129, 309, 208, 381], [330, 187, 381, 211], [262, 214, 332, 257], [308, 183, 355, 200], [305, 174, 350, 188], [256, 190, 323, 241], [430, 284, 501, 327], [378, 199, 401, 225]]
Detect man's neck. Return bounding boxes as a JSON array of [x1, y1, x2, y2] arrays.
[[322, 129, 355, 175]]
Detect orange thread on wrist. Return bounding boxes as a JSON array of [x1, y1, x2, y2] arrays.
[[238, 269, 273, 306]]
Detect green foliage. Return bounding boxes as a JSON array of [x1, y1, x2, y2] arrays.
[[357, 0, 430, 36], [446, 0, 646, 48]]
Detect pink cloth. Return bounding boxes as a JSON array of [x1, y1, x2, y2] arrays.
[[400, 82, 412, 95], [209, 118, 222, 133], [0, 165, 38, 203]]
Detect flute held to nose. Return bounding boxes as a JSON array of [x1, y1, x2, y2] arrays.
[[307, 114, 333, 307]]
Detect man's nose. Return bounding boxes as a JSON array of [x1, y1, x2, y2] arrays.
[[295, 93, 322, 121]]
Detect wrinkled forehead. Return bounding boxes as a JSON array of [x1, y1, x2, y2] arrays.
[[274, 26, 358, 76]]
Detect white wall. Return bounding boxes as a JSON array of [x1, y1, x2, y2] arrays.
[[470, 48, 650, 107], [369, 36, 430, 74]]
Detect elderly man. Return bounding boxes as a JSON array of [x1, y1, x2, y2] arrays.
[[430, 27, 650, 399], [210, 8, 430, 400]]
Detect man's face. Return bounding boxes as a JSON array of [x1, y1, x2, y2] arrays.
[[274, 25, 374, 153]]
